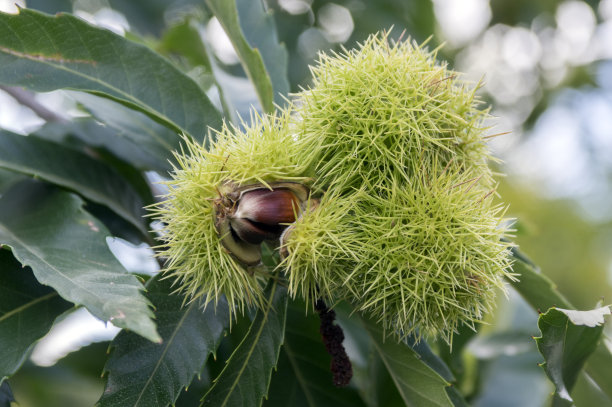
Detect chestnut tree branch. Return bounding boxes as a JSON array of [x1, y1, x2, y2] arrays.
[[0, 85, 67, 123]]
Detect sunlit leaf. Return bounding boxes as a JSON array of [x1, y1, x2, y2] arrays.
[[0, 180, 159, 342]]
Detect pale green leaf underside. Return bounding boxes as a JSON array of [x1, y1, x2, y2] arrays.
[[0, 180, 159, 342]]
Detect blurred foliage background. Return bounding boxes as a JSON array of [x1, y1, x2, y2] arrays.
[[1, 0, 611, 406]]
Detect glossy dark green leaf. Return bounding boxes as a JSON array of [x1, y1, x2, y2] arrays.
[[33, 118, 171, 173], [265, 301, 366, 407], [0, 250, 72, 383], [206, 0, 289, 113], [0, 130, 147, 236], [361, 317, 453, 407], [0, 380, 15, 406], [98, 277, 229, 407], [202, 280, 288, 407], [405, 336, 468, 407], [368, 350, 407, 407], [0, 180, 159, 342], [0, 8, 222, 139], [535, 306, 610, 406]]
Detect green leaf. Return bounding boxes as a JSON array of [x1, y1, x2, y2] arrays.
[[584, 337, 612, 401], [202, 280, 288, 407], [472, 352, 551, 407], [69, 92, 184, 171], [0, 130, 147, 236], [158, 19, 212, 71], [508, 248, 572, 311], [437, 322, 478, 381], [405, 337, 469, 407], [572, 370, 612, 407], [368, 351, 409, 407], [0, 180, 160, 342], [361, 316, 453, 407], [107, 0, 203, 37], [0, 249, 72, 383], [33, 118, 170, 174], [66, 92, 183, 172], [406, 336, 454, 382], [0, 168, 24, 194], [98, 276, 230, 407], [206, 0, 289, 113], [265, 300, 366, 407], [535, 307, 611, 406], [0, 8, 222, 139], [0, 380, 15, 406], [510, 249, 612, 403], [159, 19, 238, 123], [234, 0, 290, 106]]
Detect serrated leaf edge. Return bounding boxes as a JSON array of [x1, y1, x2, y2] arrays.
[[202, 279, 284, 407]]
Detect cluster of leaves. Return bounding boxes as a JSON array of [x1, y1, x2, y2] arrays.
[[0, 2, 610, 407]]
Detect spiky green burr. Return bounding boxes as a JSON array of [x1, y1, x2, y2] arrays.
[[152, 31, 513, 341], [151, 111, 310, 315], [283, 32, 513, 341]]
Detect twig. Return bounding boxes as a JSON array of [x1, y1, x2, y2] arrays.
[[0, 85, 67, 123]]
